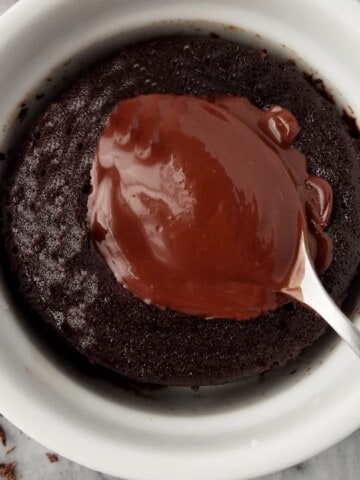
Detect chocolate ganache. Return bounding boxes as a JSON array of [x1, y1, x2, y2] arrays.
[[88, 94, 333, 319]]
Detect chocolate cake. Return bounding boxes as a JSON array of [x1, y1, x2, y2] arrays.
[[1, 36, 360, 386]]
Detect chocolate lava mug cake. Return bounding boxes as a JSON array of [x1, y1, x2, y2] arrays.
[[1, 36, 360, 386]]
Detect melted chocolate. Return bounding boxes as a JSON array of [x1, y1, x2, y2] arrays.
[[88, 94, 333, 320]]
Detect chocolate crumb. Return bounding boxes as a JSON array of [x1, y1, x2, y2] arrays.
[[0, 425, 6, 447], [0, 462, 16, 480], [6, 447, 15, 456], [259, 48, 267, 60], [46, 453, 59, 463], [342, 109, 360, 139], [17, 108, 28, 123], [303, 73, 334, 103]]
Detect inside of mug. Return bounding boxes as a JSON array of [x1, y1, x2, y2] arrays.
[[0, 19, 358, 417]]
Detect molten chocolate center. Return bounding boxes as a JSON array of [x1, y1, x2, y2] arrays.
[[88, 95, 333, 319]]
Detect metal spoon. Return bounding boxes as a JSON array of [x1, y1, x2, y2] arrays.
[[281, 235, 360, 357]]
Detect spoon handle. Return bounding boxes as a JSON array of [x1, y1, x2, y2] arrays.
[[285, 253, 360, 358]]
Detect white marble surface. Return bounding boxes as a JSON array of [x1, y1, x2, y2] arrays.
[[1, 413, 360, 480], [1, 0, 359, 479]]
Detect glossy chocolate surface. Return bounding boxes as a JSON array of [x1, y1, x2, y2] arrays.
[[88, 95, 333, 319]]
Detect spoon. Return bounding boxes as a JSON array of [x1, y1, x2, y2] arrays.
[[281, 235, 360, 357]]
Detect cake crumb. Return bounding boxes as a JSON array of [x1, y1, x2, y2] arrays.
[[259, 48, 267, 60], [17, 107, 28, 123], [0, 462, 16, 480], [0, 425, 6, 447], [46, 453, 59, 463]]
